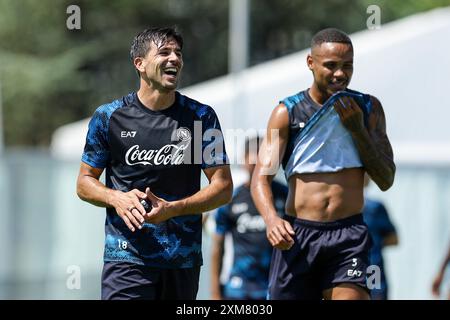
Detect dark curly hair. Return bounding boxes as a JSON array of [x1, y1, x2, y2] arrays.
[[311, 28, 352, 49], [130, 27, 183, 62]]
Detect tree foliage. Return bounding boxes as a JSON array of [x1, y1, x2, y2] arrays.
[[0, 0, 448, 146]]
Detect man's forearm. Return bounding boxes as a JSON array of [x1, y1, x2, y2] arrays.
[[171, 179, 232, 216], [77, 176, 116, 208], [250, 176, 278, 223], [351, 130, 395, 191]]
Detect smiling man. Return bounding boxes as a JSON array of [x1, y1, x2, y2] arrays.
[[76, 27, 233, 300], [251, 28, 395, 300]]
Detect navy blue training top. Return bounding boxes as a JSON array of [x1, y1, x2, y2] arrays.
[[215, 182, 288, 299], [363, 198, 397, 287], [82, 91, 228, 268]]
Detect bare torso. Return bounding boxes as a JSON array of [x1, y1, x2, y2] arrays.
[[286, 168, 365, 221]]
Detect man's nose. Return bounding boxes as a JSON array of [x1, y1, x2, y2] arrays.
[[168, 51, 181, 64], [334, 68, 345, 78]]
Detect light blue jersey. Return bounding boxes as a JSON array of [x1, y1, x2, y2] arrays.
[[282, 89, 372, 179]]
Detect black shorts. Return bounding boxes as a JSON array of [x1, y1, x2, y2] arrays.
[[101, 261, 200, 300], [268, 214, 371, 300]]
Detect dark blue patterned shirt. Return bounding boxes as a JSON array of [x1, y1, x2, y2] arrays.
[[215, 182, 287, 299], [363, 198, 396, 293], [82, 91, 228, 268]]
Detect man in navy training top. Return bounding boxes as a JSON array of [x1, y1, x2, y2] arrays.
[[362, 174, 398, 300], [76, 27, 233, 300], [251, 28, 395, 300], [210, 136, 288, 300]]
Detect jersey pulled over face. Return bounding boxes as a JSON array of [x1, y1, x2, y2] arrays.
[[82, 91, 227, 268], [281, 89, 372, 179]]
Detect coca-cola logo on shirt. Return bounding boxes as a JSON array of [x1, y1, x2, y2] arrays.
[[125, 143, 189, 166], [125, 127, 191, 166]]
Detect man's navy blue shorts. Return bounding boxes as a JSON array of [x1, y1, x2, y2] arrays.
[[101, 261, 200, 300], [268, 214, 371, 300]]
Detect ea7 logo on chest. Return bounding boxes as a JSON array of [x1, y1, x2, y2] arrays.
[[121, 131, 137, 138]]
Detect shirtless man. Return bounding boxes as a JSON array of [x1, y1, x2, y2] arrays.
[[251, 28, 395, 300]]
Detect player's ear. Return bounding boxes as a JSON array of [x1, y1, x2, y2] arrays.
[[306, 54, 314, 71], [134, 57, 146, 73]]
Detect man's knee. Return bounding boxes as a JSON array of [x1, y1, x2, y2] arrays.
[[323, 283, 370, 300]]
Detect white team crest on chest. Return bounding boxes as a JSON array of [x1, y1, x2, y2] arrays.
[[176, 127, 191, 142]]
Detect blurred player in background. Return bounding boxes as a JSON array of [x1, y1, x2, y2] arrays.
[[210, 136, 287, 300], [363, 174, 398, 300]]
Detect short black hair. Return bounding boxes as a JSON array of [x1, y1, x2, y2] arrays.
[[311, 28, 352, 48], [244, 136, 262, 156], [130, 27, 183, 62]]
